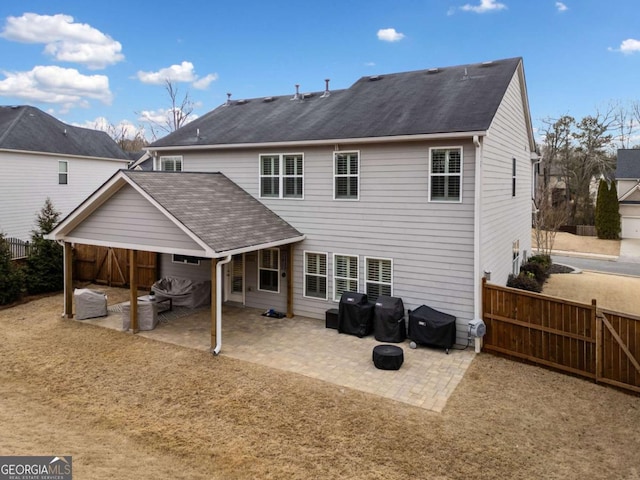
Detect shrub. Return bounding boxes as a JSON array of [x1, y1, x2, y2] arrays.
[[507, 272, 542, 293], [595, 180, 621, 240], [527, 254, 552, 271], [520, 261, 548, 285], [0, 233, 25, 305]]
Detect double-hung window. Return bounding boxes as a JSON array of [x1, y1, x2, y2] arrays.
[[304, 252, 327, 299], [429, 147, 462, 202], [365, 257, 392, 302], [334, 151, 359, 200], [158, 155, 183, 171], [259, 154, 303, 198], [258, 248, 280, 293], [512, 240, 520, 275], [512, 157, 517, 197], [58, 160, 68, 185], [333, 254, 358, 301]]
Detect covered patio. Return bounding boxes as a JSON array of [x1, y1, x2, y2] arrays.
[[81, 300, 475, 412]]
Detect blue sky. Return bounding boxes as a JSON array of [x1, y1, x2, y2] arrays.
[[0, 0, 638, 141]]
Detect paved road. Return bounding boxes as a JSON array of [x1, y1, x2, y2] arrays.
[[552, 255, 640, 277]]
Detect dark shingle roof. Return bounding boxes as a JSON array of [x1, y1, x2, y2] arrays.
[[0, 105, 130, 160], [151, 57, 523, 148], [616, 149, 640, 179], [122, 170, 303, 254]]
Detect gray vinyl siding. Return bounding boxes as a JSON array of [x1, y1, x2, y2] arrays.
[[70, 184, 204, 252], [480, 66, 533, 285], [180, 141, 477, 334], [159, 254, 212, 283], [0, 151, 127, 240]]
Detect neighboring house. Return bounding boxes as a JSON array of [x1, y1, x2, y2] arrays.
[[616, 149, 640, 239], [0, 105, 130, 240], [49, 57, 536, 349]]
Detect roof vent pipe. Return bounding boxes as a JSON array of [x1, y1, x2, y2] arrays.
[[320, 78, 330, 98], [291, 84, 300, 100], [225, 93, 232, 106]]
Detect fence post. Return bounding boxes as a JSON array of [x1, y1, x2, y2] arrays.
[[593, 298, 601, 384]]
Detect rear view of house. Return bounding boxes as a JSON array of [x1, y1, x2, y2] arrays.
[[0, 105, 130, 241], [50, 57, 536, 351], [616, 149, 640, 239]]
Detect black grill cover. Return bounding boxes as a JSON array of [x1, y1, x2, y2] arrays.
[[408, 305, 456, 350], [373, 295, 406, 343], [338, 291, 374, 337]]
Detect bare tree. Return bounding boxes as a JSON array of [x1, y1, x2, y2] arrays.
[[533, 182, 569, 256], [103, 122, 148, 152], [138, 80, 195, 140]]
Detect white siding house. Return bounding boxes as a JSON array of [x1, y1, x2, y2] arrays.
[[616, 149, 640, 239], [0, 106, 130, 240], [49, 57, 536, 349]]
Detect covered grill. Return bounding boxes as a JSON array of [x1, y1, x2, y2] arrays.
[[338, 291, 374, 338], [373, 295, 406, 343], [408, 305, 456, 353]]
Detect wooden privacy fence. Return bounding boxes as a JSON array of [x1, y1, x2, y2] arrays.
[[482, 279, 640, 394], [73, 244, 157, 289]]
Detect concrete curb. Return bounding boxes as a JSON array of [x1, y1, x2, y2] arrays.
[[534, 248, 618, 261]]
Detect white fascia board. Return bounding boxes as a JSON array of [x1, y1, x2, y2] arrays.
[[620, 183, 640, 201], [214, 235, 306, 258], [0, 148, 129, 163], [147, 131, 487, 153], [59, 237, 207, 257]]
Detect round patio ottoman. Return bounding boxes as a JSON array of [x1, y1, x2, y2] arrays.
[[373, 344, 404, 370]]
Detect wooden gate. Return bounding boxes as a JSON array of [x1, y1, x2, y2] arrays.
[[482, 279, 640, 395], [74, 245, 157, 289]]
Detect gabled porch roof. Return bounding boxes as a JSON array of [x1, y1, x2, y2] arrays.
[[48, 170, 305, 256]]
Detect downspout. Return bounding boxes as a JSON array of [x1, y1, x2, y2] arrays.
[[213, 255, 232, 355], [473, 135, 483, 353]]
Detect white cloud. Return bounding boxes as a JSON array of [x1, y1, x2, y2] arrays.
[[74, 117, 144, 140], [0, 13, 124, 69], [137, 61, 218, 89], [555, 2, 568, 12], [377, 28, 405, 42], [460, 0, 507, 13], [0, 65, 112, 109], [619, 38, 640, 54], [192, 73, 219, 90], [137, 108, 199, 127], [364, 62, 376, 67]]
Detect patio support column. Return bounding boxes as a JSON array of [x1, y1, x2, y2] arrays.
[[63, 241, 73, 318], [129, 249, 138, 333], [286, 244, 294, 318], [210, 258, 218, 351]]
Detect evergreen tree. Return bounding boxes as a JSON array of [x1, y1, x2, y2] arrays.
[[25, 198, 64, 294], [0, 233, 25, 305], [595, 181, 621, 239]]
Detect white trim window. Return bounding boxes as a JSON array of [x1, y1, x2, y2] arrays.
[[512, 240, 520, 275], [333, 254, 358, 301], [365, 257, 393, 302], [334, 151, 359, 200], [259, 154, 304, 199], [58, 160, 68, 185], [158, 155, 183, 171], [429, 147, 462, 202], [304, 251, 327, 300], [258, 248, 280, 293], [172, 254, 201, 265]]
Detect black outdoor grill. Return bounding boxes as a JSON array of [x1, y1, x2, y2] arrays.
[[338, 291, 374, 338], [408, 305, 457, 353], [372, 295, 406, 343]]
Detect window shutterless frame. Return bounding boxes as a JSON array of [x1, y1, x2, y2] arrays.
[[428, 147, 463, 203], [303, 251, 328, 300], [364, 256, 393, 302], [157, 155, 183, 171], [58, 160, 68, 185], [333, 151, 360, 201], [332, 253, 359, 301], [258, 248, 280, 293], [258, 153, 304, 199]]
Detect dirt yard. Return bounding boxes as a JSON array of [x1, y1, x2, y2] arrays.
[[1, 289, 639, 480]]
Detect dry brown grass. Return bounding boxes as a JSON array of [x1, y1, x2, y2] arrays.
[[532, 230, 620, 256], [1, 289, 640, 479]]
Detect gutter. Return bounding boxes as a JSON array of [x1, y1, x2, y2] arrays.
[[147, 131, 488, 153], [473, 135, 483, 353], [212, 255, 232, 355]]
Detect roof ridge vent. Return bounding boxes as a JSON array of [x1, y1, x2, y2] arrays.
[[236, 99, 249, 105], [263, 96, 275, 102], [320, 78, 330, 98], [427, 68, 440, 74], [302, 92, 314, 99], [368, 75, 382, 81], [481, 61, 494, 67], [291, 84, 300, 100]]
